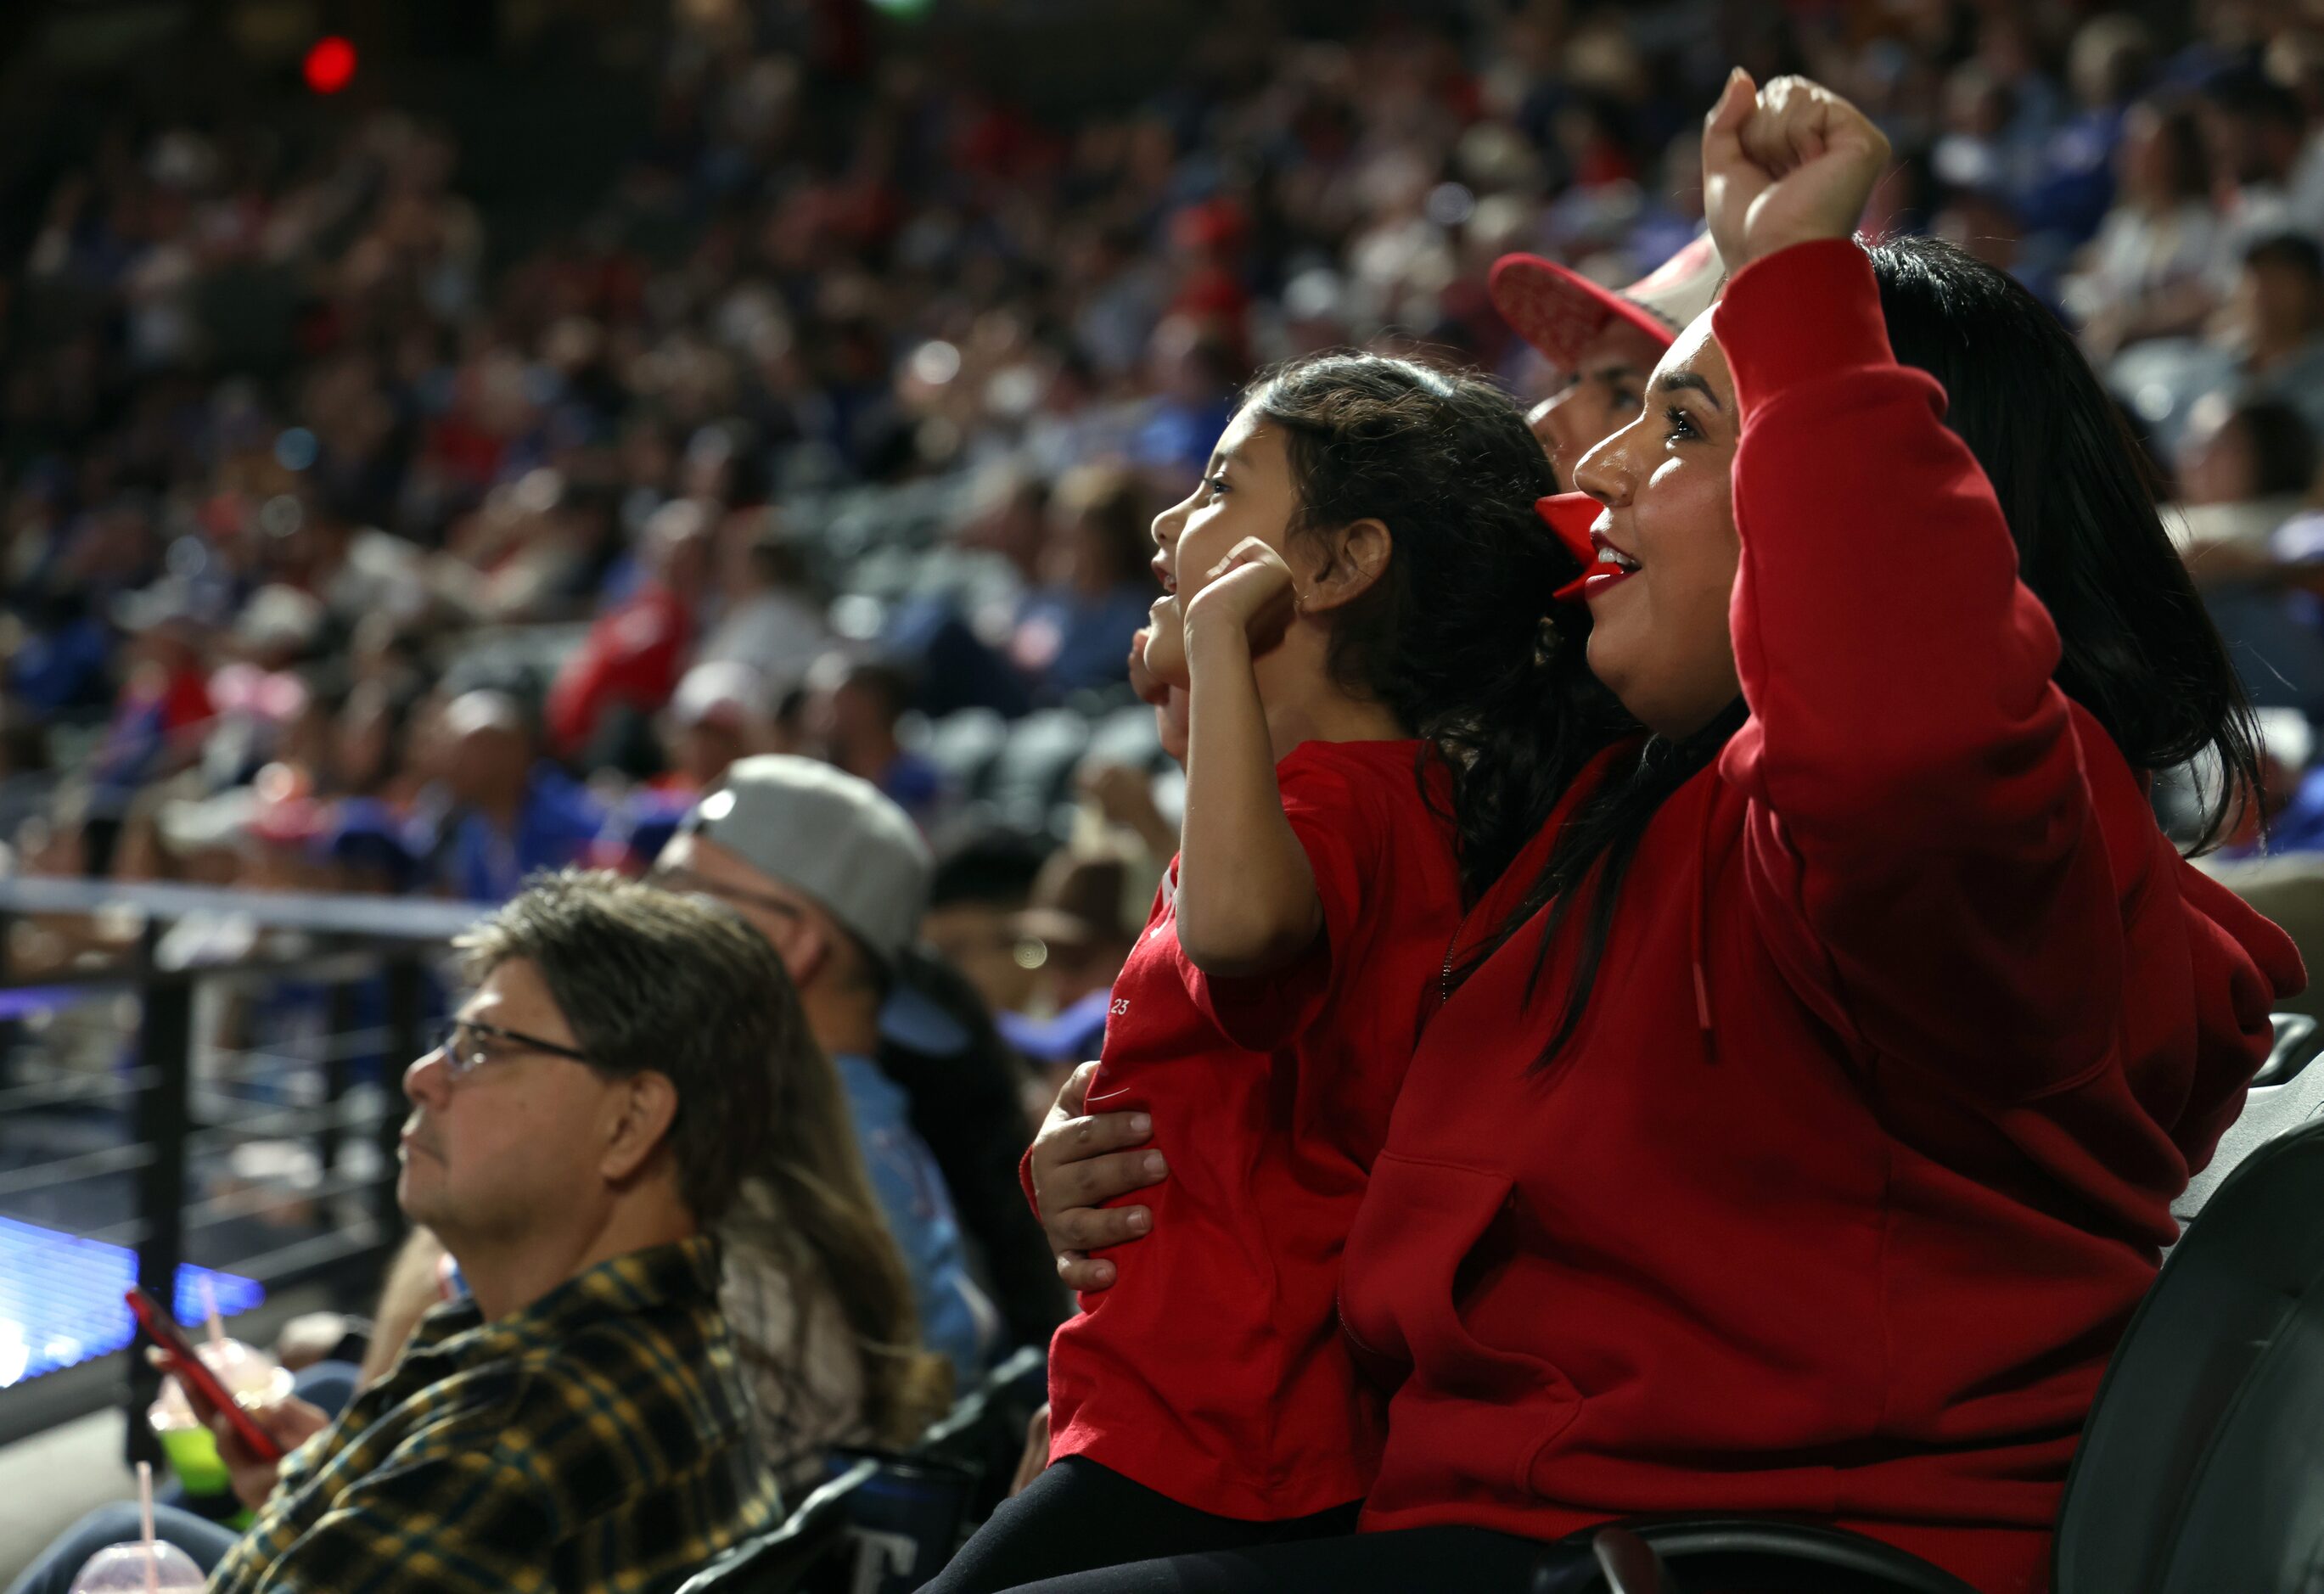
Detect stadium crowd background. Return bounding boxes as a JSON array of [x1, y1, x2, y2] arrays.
[[9, 0, 2324, 1580], [20, 0, 2324, 978]]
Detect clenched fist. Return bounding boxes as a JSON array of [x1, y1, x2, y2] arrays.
[[1703, 70, 1891, 273]]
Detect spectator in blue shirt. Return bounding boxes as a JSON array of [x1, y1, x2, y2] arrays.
[[7, 592, 112, 717], [651, 755, 996, 1379], [1007, 464, 1161, 704], [429, 690, 604, 902], [812, 657, 950, 830], [2018, 15, 2155, 261]]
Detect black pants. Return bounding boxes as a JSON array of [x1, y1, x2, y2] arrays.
[[920, 1457, 1588, 1593]]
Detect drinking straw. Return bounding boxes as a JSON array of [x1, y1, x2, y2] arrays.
[[138, 1460, 158, 1594]]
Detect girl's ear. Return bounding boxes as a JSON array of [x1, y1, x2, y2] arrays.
[[1302, 518, 1391, 615]]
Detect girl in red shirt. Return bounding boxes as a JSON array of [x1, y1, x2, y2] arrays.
[[926, 356, 1576, 1591], [1012, 75, 2299, 1594]]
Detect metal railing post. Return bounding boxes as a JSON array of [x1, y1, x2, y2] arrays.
[[320, 980, 359, 1181], [0, 879, 476, 1451], [0, 904, 14, 1091], [375, 955, 422, 1252], [125, 931, 191, 1470]]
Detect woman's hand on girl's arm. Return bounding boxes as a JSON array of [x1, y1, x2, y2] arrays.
[[1029, 1061, 1168, 1292], [1175, 538, 1323, 977], [1704, 70, 1890, 272]]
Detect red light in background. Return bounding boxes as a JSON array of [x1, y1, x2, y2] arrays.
[[304, 36, 357, 95]]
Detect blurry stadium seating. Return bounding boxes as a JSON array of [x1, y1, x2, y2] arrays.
[[673, 1459, 878, 1594], [677, 1346, 1047, 1594], [979, 710, 1094, 835]]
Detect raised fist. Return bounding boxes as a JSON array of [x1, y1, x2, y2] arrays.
[[1703, 70, 1891, 273]]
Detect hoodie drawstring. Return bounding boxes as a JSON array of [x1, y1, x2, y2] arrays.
[[1691, 774, 1719, 1057]]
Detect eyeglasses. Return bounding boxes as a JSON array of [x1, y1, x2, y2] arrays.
[[427, 1018, 594, 1082], [648, 865, 807, 926]]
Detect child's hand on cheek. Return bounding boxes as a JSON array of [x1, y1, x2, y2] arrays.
[[1141, 603, 1189, 688], [1183, 537, 1298, 654], [1130, 623, 1190, 764]]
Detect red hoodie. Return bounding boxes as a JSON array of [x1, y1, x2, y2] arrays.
[[1336, 239, 2304, 1592]]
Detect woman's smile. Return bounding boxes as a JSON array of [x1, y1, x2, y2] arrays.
[[1583, 527, 1643, 600]]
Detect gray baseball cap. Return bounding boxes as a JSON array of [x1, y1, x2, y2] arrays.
[[676, 755, 932, 967]]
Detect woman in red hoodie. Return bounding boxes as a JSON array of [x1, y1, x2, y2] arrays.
[[1008, 72, 2302, 1594]]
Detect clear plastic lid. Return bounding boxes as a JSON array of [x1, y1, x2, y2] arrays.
[[66, 1541, 206, 1591]]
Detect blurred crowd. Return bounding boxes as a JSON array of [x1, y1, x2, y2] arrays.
[[21, 0, 2324, 1030]]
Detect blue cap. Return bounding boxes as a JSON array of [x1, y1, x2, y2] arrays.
[[997, 988, 1114, 1064]]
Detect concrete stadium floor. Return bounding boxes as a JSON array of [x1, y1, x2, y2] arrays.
[[0, 1411, 135, 1584]]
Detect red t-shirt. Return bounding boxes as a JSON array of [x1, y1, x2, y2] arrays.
[[1043, 738, 1462, 1519]]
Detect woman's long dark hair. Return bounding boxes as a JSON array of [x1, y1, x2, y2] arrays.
[[1479, 233, 2265, 1066], [1245, 352, 1584, 901]]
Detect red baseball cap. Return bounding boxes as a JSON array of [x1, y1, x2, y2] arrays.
[[1490, 233, 1725, 371]]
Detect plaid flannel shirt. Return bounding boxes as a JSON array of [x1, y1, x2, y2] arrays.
[[207, 1236, 781, 1594]]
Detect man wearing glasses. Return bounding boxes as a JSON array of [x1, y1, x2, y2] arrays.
[[9, 873, 784, 1594], [329, 757, 991, 1431]]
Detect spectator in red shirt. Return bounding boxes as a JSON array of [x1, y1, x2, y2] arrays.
[[91, 584, 217, 805], [1490, 232, 1725, 489], [545, 500, 712, 763]]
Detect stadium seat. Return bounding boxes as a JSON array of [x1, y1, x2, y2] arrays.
[[2255, 1010, 2323, 1086], [1082, 701, 1168, 775], [923, 708, 1012, 800], [672, 1458, 878, 1594], [913, 1344, 1048, 1526], [682, 1349, 1048, 1594], [985, 710, 1093, 833], [2050, 1109, 2324, 1593], [2171, 1010, 2324, 1231], [825, 1453, 980, 1594], [1568, 1019, 2324, 1594], [1576, 1520, 1975, 1593]]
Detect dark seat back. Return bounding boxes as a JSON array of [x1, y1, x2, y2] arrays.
[[1591, 1518, 1978, 1593], [985, 709, 1092, 833], [912, 1344, 1047, 1529], [2169, 1012, 2324, 1238], [817, 1345, 1050, 1594], [2053, 1113, 2324, 1593], [2257, 1012, 2323, 1087], [671, 1459, 876, 1594]]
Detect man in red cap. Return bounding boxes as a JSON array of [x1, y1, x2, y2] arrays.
[[1489, 233, 1723, 487]]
